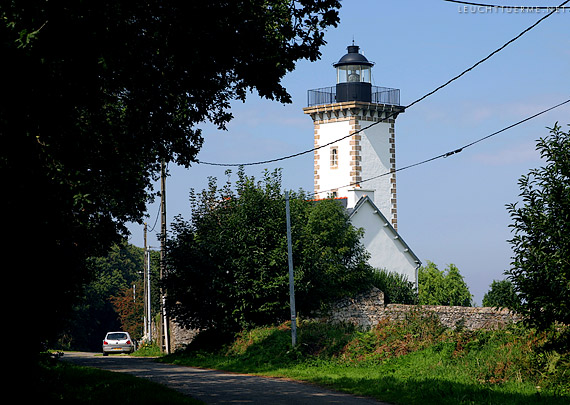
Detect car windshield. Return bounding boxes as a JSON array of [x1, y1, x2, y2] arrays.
[[107, 333, 128, 340]]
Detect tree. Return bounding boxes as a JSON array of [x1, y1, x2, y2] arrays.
[[164, 168, 374, 334], [1, 1, 341, 346], [482, 279, 520, 310], [110, 281, 144, 341], [418, 261, 472, 306], [506, 123, 570, 329], [59, 241, 158, 351]]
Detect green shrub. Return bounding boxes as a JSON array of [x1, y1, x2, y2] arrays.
[[371, 269, 417, 304], [132, 341, 163, 357]]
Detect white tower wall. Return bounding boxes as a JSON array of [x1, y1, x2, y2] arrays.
[[304, 102, 404, 229]]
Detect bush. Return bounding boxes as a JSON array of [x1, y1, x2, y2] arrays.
[[371, 269, 417, 304]]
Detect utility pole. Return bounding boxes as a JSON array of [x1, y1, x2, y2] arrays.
[[285, 191, 297, 347], [143, 223, 148, 340], [160, 159, 170, 354], [147, 248, 152, 342], [144, 224, 153, 343]]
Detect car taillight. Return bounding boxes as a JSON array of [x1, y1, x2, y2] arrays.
[[103, 340, 108, 345], [126, 340, 131, 344]]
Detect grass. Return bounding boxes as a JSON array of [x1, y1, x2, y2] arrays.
[[160, 310, 570, 405], [37, 353, 202, 404]]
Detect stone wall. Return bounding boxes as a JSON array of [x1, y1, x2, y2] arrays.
[[320, 287, 522, 330], [169, 288, 523, 351], [168, 320, 200, 352]]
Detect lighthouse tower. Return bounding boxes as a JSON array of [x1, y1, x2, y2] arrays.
[[303, 44, 405, 229]]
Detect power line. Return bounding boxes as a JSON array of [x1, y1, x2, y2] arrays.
[[196, 0, 568, 167], [311, 98, 570, 198], [148, 204, 161, 233], [406, 0, 569, 110], [148, 161, 169, 233]]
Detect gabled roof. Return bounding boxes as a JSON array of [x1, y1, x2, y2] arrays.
[[348, 195, 421, 266], [309, 196, 348, 209]]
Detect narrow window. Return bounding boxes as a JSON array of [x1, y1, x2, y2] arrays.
[[330, 146, 338, 168]]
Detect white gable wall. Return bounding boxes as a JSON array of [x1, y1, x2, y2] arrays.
[[350, 197, 420, 285]]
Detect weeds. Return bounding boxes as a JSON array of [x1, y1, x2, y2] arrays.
[[163, 312, 569, 404], [132, 342, 163, 357], [339, 309, 447, 364]]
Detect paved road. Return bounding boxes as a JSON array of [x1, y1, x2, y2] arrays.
[[62, 352, 389, 404]]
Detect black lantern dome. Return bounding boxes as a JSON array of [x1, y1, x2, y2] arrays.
[[334, 45, 374, 69], [334, 44, 374, 102]]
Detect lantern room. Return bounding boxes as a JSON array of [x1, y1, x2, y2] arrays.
[[333, 44, 374, 103]]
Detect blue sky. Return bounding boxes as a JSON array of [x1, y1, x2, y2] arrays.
[[128, 1, 570, 305]]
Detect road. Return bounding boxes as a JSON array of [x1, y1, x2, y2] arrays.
[[62, 352, 389, 404]]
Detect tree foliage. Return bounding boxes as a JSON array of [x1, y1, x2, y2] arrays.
[[59, 242, 158, 351], [0, 1, 341, 346], [164, 168, 374, 334], [506, 123, 570, 329], [418, 261, 472, 307], [482, 279, 521, 310], [110, 281, 145, 341]]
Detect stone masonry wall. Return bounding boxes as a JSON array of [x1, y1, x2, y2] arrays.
[[321, 287, 522, 330], [170, 288, 523, 351], [169, 319, 200, 352]]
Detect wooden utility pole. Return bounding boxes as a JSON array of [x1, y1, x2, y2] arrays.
[[160, 159, 170, 353]]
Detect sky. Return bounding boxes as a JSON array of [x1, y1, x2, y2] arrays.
[[127, 1, 570, 306]]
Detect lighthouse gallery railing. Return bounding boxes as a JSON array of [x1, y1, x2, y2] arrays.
[[307, 86, 400, 107]]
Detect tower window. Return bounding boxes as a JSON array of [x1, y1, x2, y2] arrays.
[[330, 147, 338, 168]]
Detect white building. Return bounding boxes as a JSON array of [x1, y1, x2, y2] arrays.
[[303, 44, 421, 285]]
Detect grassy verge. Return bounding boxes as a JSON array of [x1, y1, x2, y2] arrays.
[[131, 341, 164, 357], [38, 353, 202, 404], [161, 310, 569, 405]]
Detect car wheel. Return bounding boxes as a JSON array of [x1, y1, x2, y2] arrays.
[[103, 352, 108, 356]]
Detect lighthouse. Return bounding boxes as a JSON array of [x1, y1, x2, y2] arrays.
[[303, 44, 405, 229], [303, 44, 420, 285]]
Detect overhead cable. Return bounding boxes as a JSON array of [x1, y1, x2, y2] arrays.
[[311, 98, 570, 198], [197, 0, 569, 167]]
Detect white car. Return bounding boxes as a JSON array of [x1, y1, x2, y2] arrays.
[[102, 331, 135, 356]]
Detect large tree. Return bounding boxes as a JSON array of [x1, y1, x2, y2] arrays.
[[164, 168, 374, 334], [482, 279, 520, 310], [506, 123, 570, 329], [1, 1, 340, 346], [418, 261, 472, 307]]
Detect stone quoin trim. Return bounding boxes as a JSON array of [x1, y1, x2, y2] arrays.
[[389, 121, 397, 230], [349, 117, 362, 186]]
